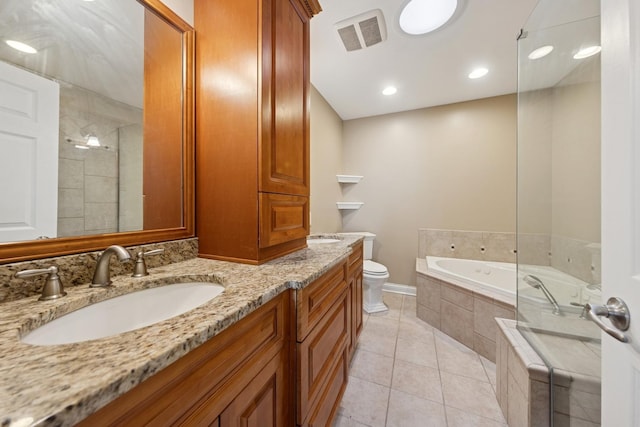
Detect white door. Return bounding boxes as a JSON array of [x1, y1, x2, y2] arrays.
[[600, 0, 640, 424], [0, 61, 59, 242]]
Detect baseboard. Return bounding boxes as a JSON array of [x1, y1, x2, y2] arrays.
[[382, 282, 416, 296]]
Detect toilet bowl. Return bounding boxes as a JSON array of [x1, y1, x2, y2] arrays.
[[363, 260, 390, 313], [339, 232, 389, 314]]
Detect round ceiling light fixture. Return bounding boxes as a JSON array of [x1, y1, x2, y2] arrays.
[[5, 40, 37, 54], [382, 86, 397, 96], [399, 0, 458, 35], [573, 45, 601, 59], [468, 67, 488, 79], [528, 45, 554, 60]]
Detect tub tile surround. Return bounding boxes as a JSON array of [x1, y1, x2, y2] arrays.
[[496, 319, 601, 427], [419, 229, 601, 287], [0, 238, 199, 303], [0, 235, 363, 425], [415, 258, 515, 362], [418, 228, 517, 263], [550, 235, 601, 286]]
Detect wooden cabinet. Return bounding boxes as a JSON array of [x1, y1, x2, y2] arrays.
[[346, 241, 364, 361], [195, 0, 321, 264], [77, 292, 292, 426], [78, 245, 363, 427], [296, 261, 350, 426]]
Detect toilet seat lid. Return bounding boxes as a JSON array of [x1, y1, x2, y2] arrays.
[[364, 260, 388, 275]]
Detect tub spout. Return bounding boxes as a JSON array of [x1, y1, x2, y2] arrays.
[[523, 274, 562, 316]]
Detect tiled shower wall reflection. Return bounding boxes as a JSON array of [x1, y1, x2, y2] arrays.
[[418, 229, 600, 285], [57, 85, 143, 237]]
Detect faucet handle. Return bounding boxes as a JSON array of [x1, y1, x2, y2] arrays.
[[16, 266, 67, 301], [132, 248, 165, 277]]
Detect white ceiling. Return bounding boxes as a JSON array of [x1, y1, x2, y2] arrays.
[[0, 0, 144, 108], [310, 0, 540, 120]]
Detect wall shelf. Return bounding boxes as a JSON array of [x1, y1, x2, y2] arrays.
[[336, 175, 363, 184], [336, 202, 364, 210]]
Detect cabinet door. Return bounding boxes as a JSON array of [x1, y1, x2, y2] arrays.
[[297, 290, 349, 424], [219, 352, 288, 427], [260, 0, 310, 196], [347, 243, 364, 360]]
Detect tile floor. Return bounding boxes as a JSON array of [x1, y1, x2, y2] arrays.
[[334, 292, 507, 427]]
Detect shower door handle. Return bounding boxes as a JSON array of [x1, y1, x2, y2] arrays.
[[585, 297, 630, 343]]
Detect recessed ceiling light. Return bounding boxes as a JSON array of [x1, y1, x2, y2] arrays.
[[573, 45, 601, 59], [382, 86, 397, 96], [399, 0, 458, 35], [468, 67, 488, 79], [528, 45, 554, 60], [5, 40, 37, 54]]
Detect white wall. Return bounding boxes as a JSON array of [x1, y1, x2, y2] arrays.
[[341, 95, 517, 286]]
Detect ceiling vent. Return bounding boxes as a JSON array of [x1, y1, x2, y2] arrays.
[[335, 9, 387, 52]]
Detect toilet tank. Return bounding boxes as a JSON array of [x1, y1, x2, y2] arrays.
[[338, 231, 376, 260]]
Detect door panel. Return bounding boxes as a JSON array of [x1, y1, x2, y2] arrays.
[[0, 61, 59, 241], [600, 1, 640, 424]]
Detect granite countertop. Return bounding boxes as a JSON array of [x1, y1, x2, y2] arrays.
[[0, 235, 361, 426]]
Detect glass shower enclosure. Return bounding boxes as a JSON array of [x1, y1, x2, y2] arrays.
[[517, 0, 601, 424]]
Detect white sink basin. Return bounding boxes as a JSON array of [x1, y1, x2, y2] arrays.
[[22, 282, 225, 346], [307, 238, 341, 244]]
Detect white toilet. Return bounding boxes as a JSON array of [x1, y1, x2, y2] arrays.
[[341, 232, 390, 313]]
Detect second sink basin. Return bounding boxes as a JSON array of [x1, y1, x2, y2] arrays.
[[22, 282, 225, 346]]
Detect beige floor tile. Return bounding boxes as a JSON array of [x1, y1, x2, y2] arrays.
[[434, 331, 489, 382], [358, 330, 397, 358], [441, 372, 505, 423], [350, 348, 394, 387], [445, 406, 508, 427], [391, 359, 443, 404], [401, 294, 417, 318], [383, 292, 404, 310], [398, 318, 434, 343], [339, 376, 390, 427], [333, 414, 372, 427], [480, 356, 498, 391], [395, 336, 439, 369], [358, 317, 399, 357], [386, 389, 447, 427]]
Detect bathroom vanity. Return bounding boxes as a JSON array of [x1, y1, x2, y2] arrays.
[[0, 236, 362, 426]]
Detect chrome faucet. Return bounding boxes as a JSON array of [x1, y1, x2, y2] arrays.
[[523, 274, 562, 316], [91, 245, 132, 287]]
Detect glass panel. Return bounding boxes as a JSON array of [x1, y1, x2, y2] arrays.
[[517, 0, 602, 424]]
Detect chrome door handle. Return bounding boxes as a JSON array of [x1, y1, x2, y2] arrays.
[[585, 297, 630, 343]]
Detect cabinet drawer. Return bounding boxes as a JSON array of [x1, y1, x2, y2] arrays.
[[259, 193, 309, 248], [297, 290, 349, 424], [297, 261, 348, 341], [302, 349, 348, 427]]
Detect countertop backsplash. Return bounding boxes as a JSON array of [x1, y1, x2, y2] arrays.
[[0, 238, 199, 303]]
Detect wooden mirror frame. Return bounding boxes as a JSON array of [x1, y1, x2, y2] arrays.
[[0, 0, 194, 264]]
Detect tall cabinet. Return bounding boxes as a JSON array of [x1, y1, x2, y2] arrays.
[[195, 0, 322, 264]]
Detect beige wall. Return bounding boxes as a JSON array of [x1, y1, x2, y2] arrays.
[[341, 95, 517, 286], [310, 85, 343, 233], [551, 61, 601, 243]]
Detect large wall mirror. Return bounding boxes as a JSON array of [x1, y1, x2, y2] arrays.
[[0, 0, 194, 263]]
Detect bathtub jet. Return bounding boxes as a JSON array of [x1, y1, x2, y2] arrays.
[[523, 274, 562, 316]]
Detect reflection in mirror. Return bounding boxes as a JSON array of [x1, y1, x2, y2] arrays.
[[0, 0, 185, 244]]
